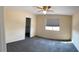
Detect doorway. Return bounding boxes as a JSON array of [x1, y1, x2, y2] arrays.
[[25, 17, 31, 37]]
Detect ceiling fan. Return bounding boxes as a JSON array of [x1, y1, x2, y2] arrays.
[[36, 6, 53, 14]]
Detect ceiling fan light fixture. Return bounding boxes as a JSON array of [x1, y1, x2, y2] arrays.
[[36, 6, 52, 15], [43, 10, 47, 14]]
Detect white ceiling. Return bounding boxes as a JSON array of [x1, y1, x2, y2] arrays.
[[6, 6, 79, 15]]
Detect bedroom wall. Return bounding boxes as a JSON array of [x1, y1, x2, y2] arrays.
[[4, 7, 36, 43], [72, 11, 79, 51], [0, 7, 6, 51], [36, 15, 72, 40]]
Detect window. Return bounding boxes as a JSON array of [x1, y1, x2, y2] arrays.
[[45, 26, 60, 31], [45, 18, 60, 31], [45, 26, 53, 30]]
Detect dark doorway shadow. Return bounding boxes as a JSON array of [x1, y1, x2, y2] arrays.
[[25, 17, 31, 38]]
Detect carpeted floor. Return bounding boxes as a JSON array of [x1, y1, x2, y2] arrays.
[[7, 37, 78, 52]]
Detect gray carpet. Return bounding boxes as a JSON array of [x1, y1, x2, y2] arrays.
[[7, 37, 78, 52]]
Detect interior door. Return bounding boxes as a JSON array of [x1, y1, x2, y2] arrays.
[[25, 17, 31, 37]]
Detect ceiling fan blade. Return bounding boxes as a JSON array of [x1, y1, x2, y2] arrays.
[[47, 10, 53, 12], [38, 10, 42, 12], [36, 7, 43, 9], [48, 6, 51, 9]]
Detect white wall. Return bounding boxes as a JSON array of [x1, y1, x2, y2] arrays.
[[36, 15, 72, 40], [4, 7, 36, 43], [72, 12, 79, 51], [0, 7, 6, 52]]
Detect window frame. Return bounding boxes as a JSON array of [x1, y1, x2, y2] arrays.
[[45, 17, 60, 31], [45, 25, 60, 31]]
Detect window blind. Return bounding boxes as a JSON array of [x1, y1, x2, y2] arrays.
[[46, 19, 59, 26]]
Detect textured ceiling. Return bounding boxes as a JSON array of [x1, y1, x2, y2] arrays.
[[5, 6, 79, 15]]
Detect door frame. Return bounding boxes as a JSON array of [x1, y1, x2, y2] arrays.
[[25, 17, 31, 38]]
